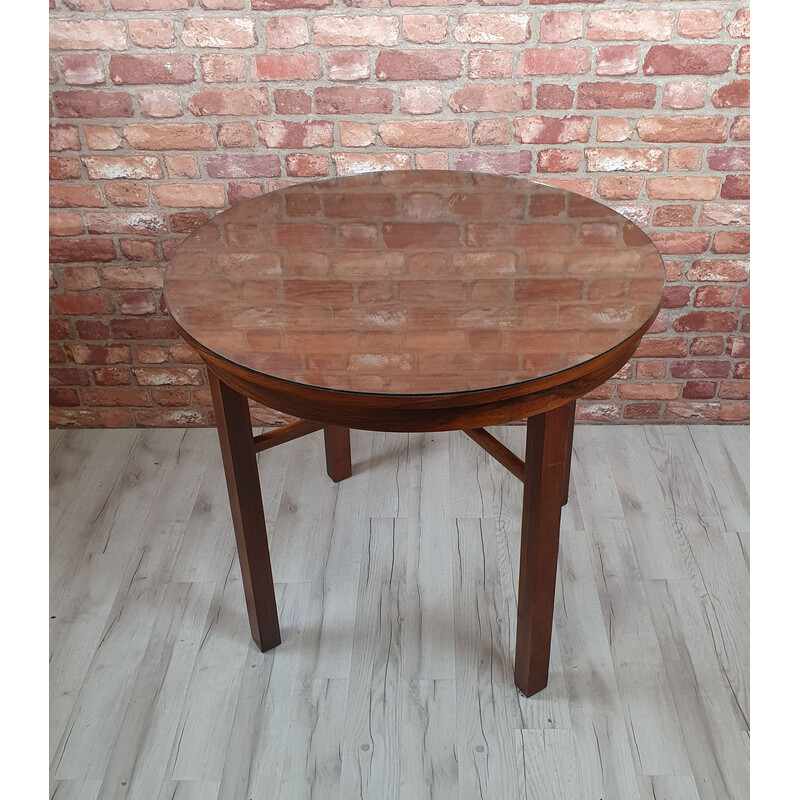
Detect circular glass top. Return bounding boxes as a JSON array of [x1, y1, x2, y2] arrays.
[[164, 171, 664, 396]]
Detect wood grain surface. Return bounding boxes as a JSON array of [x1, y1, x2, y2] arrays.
[[50, 425, 748, 800]]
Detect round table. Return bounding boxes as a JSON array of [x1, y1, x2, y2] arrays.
[[164, 170, 664, 697]]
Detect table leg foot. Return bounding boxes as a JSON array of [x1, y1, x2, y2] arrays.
[[324, 425, 352, 483], [514, 403, 572, 697], [208, 370, 281, 652]]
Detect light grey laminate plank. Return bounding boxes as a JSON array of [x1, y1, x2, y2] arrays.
[[637, 774, 702, 800], [519, 729, 581, 800], [645, 579, 749, 800]]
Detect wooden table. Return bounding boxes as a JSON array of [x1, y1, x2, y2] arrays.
[[164, 170, 664, 697]]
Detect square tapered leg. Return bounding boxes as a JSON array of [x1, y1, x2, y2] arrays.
[[514, 403, 573, 696], [209, 370, 281, 652]]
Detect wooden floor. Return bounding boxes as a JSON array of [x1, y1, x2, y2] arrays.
[[49, 424, 749, 800]]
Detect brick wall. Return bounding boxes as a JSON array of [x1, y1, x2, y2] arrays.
[[49, 0, 750, 427]]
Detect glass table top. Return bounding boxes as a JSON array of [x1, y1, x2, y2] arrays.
[[164, 170, 664, 396]]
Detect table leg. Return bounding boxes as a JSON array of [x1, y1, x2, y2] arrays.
[[514, 403, 573, 696], [323, 425, 352, 483], [561, 399, 576, 506], [208, 370, 281, 652]]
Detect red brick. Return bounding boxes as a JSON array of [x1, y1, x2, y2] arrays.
[[128, 18, 175, 48], [636, 361, 665, 379], [453, 13, 530, 44], [712, 232, 749, 255], [730, 116, 749, 141], [213, 122, 254, 149], [733, 362, 749, 380], [586, 148, 662, 172], [660, 286, 691, 308], [62, 0, 106, 11], [536, 84, 574, 110], [82, 155, 163, 179], [153, 184, 226, 208], [718, 381, 748, 401], [686, 260, 748, 282], [537, 149, 579, 173], [588, 10, 673, 41], [93, 369, 132, 387], [728, 8, 750, 38], [84, 126, 123, 150], [468, 50, 513, 79], [681, 381, 717, 400], [123, 123, 215, 150], [452, 151, 532, 175], [51, 388, 81, 407], [596, 176, 643, 200], [329, 52, 370, 82], [50, 125, 80, 152], [50, 19, 127, 50], [181, 18, 256, 48], [60, 54, 104, 86], [618, 383, 682, 401], [64, 343, 131, 365], [316, 87, 393, 114], [401, 87, 443, 115], [105, 182, 150, 207], [577, 82, 656, 109], [169, 212, 211, 234], [252, 54, 322, 81], [252, 0, 331, 8], [576, 403, 621, 422], [449, 84, 530, 113], [86, 211, 166, 234], [376, 50, 462, 80], [205, 154, 280, 178], [379, 120, 469, 148], [634, 337, 688, 358], [111, 0, 190, 8], [737, 45, 750, 75], [678, 9, 724, 39], [274, 89, 312, 115], [403, 15, 448, 44], [110, 54, 194, 85], [646, 176, 720, 201], [133, 367, 203, 386], [200, 54, 246, 83], [50, 185, 106, 208], [51, 239, 117, 263], [266, 16, 309, 48], [188, 88, 271, 116], [596, 45, 639, 76], [53, 91, 134, 118], [694, 286, 735, 308], [706, 147, 749, 172], [137, 89, 182, 118], [643, 45, 734, 75], [596, 117, 633, 142], [515, 115, 590, 144], [637, 116, 727, 143], [102, 266, 163, 289], [689, 337, 724, 356], [623, 403, 662, 420], [61, 267, 100, 293], [673, 313, 738, 333], [712, 81, 750, 109], [81, 387, 152, 407], [118, 291, 157, 315], [50, 157, 79, 182], [110, 318, 179, 339], [540, 11, 582, 43], [313, 16, 399, 46], [649, 232, 711, 255], [286, 154, 329, 177], [332, 153, 411, 175], [164, 154, 199, 178], [340, 122, 376, 147], [670, 360, 731, 379], [698, 203, 749, 226], [653, 205, 694, 227], [52, 293, 114, 315], [258, 120, 334, 148], [50, 367, 91, 387], [520, 48, 591, 75], [663, 81, 706, 110], [472, 119, 511, 146], [118, 240, 159, 262]]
